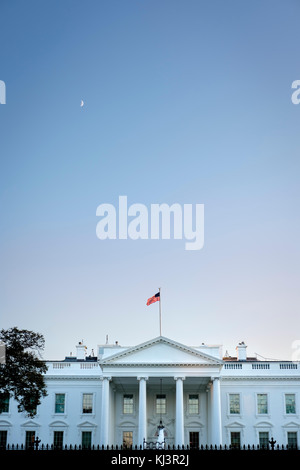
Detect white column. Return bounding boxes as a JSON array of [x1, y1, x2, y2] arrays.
[[174, 376, 185, 447], [100, 376, 111, 447], [211, 377, 222, 446], [138, 376, 148, 448]]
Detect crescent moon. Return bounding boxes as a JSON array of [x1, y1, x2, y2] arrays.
[[80, 100, 84, 107]]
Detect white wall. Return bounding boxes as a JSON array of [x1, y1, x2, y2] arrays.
[[221, 380, 300, 447]]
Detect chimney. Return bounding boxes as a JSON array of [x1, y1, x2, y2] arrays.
[[76, 341, 86, 360], [236, 342, 247, 361]]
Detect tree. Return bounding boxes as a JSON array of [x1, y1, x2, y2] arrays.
[[0, 327, 48, 418]]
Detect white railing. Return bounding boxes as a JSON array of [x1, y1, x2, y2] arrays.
[[224, 363, 242, 369], [51, 362, 99, 370], [252, 363, 270, 369], [52, 363, 71, 369], [279, 363, 298, 369], [223, 362, 299, 372], [80, 363, 98, 369]]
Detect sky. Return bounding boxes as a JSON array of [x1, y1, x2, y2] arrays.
[[0, 0, 300, 361]]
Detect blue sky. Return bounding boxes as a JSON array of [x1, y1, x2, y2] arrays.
[[0, 0, 300, 360]]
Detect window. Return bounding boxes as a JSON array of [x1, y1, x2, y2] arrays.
[[229, 394, 240, 414], [287, 432, 298, 449], [285, 394, 296, 414], [123, 394, 134, 414], [82, 394, 93, 414], [27, 398, 37, 416], [123, 431, 133, 449], [0, 431, 7, 448], [188, 395, 199, 414], [257, 394, 268, 414], [230, 432, 240, 449], [259, 432, 269, 448], [0, 393, 9, 413], [156, 394, 166, 414], [25, 431, 35, 449], [55, 394, 65, 414], [53, 431, 63, 449], [82, 431, 92, 448], [189, 432, 199, 449]]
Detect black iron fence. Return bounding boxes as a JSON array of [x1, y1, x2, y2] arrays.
[[0, 443, 299, 451]]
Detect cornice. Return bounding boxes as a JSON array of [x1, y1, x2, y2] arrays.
[[46, 375, 102, 381], [101, 362, 221, 368], [221, 376, 300, 381]]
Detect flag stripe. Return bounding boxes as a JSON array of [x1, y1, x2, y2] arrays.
[[146, 292, 160, 306]]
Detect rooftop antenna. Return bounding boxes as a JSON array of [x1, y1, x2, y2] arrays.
[[254, 352, 279, 361]]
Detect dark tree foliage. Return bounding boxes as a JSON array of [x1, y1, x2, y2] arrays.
[[0, 327, 48, 417]]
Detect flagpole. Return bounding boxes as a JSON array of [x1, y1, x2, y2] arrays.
[[159, 287, 162, 336]]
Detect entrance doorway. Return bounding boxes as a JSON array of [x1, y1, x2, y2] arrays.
[[123, 431, 133, 449], [189, 431, 199, 449]]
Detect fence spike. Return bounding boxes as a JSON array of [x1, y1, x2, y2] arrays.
[[2, 441, 298, 451]]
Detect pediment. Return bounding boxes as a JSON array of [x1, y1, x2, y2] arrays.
[[77, 420, 97, 428], [188, 420, 205, 428], [283, 421, 300, 428], [100, 336, 222, 367], [49, 420, 68, 427], [255, 421, 273, 428], [0, 419, 11, 427], [21, 420, 41, 428], [119, 420, 136, 427], [225, 421, 245, 428]]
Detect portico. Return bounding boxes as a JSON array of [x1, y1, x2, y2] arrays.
[[98, 336, 223, 448]]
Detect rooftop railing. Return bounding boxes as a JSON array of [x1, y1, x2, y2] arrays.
[[224, 362, 299, 371]]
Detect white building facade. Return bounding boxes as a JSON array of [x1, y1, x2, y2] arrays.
[[1, 336, 300, 449]]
